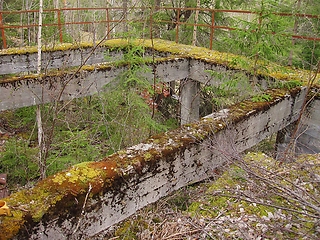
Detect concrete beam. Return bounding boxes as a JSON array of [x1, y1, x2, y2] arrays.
[[0, 58, 189, 112], [0, 41, 173, 76], [0, 46, 123, 75], [0, 87, 308, 240]]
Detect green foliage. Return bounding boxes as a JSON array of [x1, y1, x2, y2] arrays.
[[0, 139, 38, 185], [115, 21, 150, 40], [100, 42, 170, 153], [272, 80, 302, 90], [114, 217, 148, 240], [0, 106, 36, 131], [12, 106, 36, 128], [49, 129, 99, 162], [251, 93, 272, 102], [223, 5, 291, 72], [300, 40, 320, 70], [97, 88, 166, 154], [167, 189, 190, 211], [201, 71, 254, 112], [208, 0, 319, 70]]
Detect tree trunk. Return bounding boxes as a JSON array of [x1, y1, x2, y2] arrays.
[[288, 0, 302, 66], [122, 0, 128, 33], [152, 0, 162, 38], [37, 0, 46, 180], [192, 0, 200, 46]]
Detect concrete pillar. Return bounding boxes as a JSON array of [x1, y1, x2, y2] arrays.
[[275, 122, 297, 159], [180, 79, 200, 125], [276, 99, 320, 159]]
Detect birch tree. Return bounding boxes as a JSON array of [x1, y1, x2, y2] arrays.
[[37, 0, 46, 180], [192, 0, 200, 46]]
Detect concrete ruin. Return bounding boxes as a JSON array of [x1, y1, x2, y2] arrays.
[[0, 39, 319, 239]]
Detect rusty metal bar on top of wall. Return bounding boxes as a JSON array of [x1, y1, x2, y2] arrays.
[[175, 8, 180, 44], [209, 10, 215, 50], [106, 8, 110, 39], [0, 12, 6, 49], [0, 7, 319, 49], [57, 9, 63, 43]]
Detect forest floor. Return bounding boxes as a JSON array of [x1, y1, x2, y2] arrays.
[[96, 141, 320, 240]]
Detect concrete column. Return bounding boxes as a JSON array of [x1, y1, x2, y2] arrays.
[[276, 99, 320, 159], [275, 122, 297, 159], [180, 79, 200, 125]]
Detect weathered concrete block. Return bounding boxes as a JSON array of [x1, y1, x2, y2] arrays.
[[180, 79, 200, 125], [0, 87, 310, 240]]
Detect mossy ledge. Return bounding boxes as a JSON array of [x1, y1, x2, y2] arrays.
[[0, 55, 183, 87], [0, 86, 309, 239], [1, 39, 318, 85]]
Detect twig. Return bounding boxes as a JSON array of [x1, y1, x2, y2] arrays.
[[187, 218, 215, 240], [73, 183, 92, 234], [162, 229, 202, 240], [214, 191, 320, 219]]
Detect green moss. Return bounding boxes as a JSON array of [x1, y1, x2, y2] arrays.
[[167, 190, 190, 211], [143, 152, 153, 160], [187, 201, 202, 215], [115, 220, 139, 240], [114, 217, 148, 240], [0, 210, 25, 240], [188, 152, 320, 221]]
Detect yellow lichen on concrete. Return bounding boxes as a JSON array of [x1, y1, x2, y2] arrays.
[[0, 185, 64, 239], [52, 162, 102, 185], [0, 160, 116, 239]]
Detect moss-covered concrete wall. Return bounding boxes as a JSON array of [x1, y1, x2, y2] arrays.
[[0, 39, 319, 239], [0, 39, 318, 113], [0, 86, 309, 239], [0, 43, 123, 75], [1, 39, 318, 81], [0, 57, 189, 111]]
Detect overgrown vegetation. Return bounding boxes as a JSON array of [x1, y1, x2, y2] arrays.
[[0, 43, 179, 186], [0, 1, 319, 238], [2, 0, 319, 72]]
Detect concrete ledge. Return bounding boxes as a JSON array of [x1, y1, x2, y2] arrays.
[[1, 39, 317, 83], [0, 87, 307, 239], [0, 39, 173, 75], [0, 39, 318, 114], [0, 57, 189, 111]]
